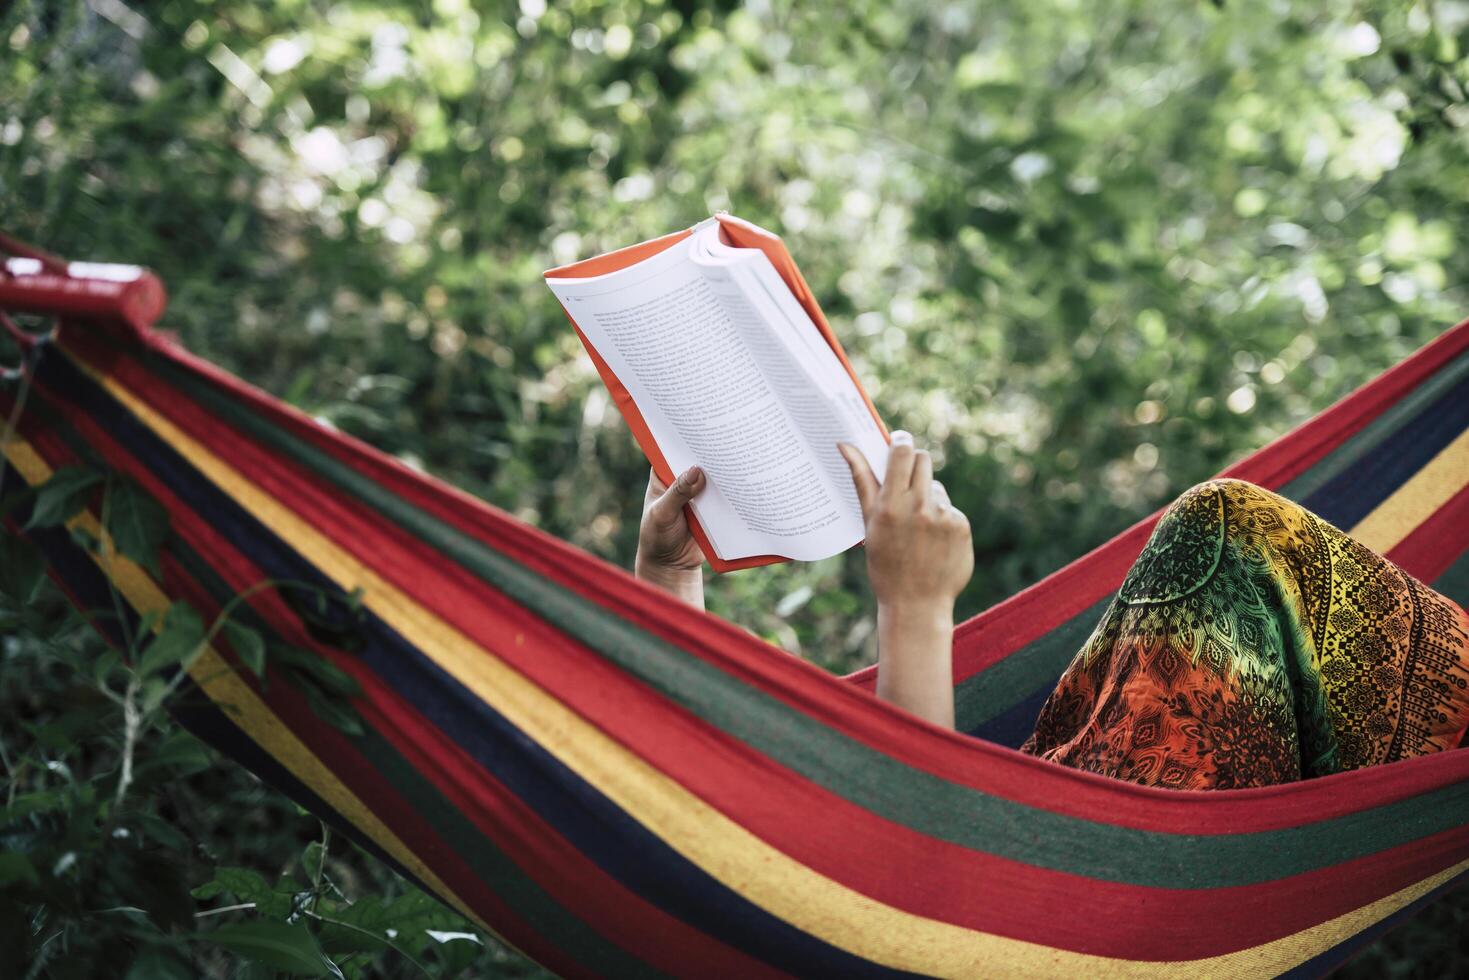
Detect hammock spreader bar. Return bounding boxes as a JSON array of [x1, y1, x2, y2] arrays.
[[1, 247, 1466, 978]]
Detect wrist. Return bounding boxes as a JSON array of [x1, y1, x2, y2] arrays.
[[876, 596, 955, 630], [873, 598, 955, 729], [635, 555, 705, 608]]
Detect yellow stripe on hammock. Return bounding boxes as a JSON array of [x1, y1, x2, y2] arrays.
[[66, 356, 1468, 975], [1348, 426, 1469, 553]]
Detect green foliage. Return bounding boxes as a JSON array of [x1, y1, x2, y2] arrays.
[[4, 0, 1469, 975], [24, 466, 101, 530], [103, 478, 171, 578], [199, 921, 334, 977], [0, 467, 509, 977]]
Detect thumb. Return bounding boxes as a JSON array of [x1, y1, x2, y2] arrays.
[[837, 443, 879, 516], [650, 465, 705, 523]]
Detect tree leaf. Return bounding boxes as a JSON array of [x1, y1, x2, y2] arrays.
[[191, 866, 273, 904], [0, 853, 38, 888], [199, 920, 333, 977], [66, 524, 100, 553], [136, 730, 213, 783], [222, 620, 267, 678], [103, 479, 170, 576], [24, 465, 102, 529], [191, 866, 292, 918], [0, 533, 44, 603], [295, 677, 363, 737], [0, 899, 31, 980], [138, 603, 206, 677], [301, 840, 326, 883], [92, 649, 124, 689], [124, 947, 194, 980], [273, 646, 361, 699], [122, 852, 196, 932]]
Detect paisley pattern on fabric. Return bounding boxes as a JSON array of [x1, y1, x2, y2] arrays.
[[1021, 479, 1469, 790]]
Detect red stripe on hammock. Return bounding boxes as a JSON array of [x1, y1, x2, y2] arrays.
[[46, 328, 1469, 844], [58, 318, 1469, 699], [21, 362, 1469, 963], [10, 388, 783, 980], [1388, 479, 1469, 585]]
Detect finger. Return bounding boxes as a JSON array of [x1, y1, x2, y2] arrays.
[[881, 430, 916, 500], [931, 479, 951, 508], [910, 448, 933, 500], [650, 465, 705, 523], [837, 443, 880, 515]]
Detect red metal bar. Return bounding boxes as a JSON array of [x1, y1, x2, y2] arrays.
[[0, 232, 167, 333]]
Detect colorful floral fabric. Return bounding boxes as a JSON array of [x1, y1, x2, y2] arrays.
[[1022, 479, 1469, 790]]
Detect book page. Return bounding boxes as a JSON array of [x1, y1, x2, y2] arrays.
[[691, 226, 890, 505], [547, 237, 864, 561]]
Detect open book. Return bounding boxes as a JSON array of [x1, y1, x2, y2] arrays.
[[545, 214, 889, 571]]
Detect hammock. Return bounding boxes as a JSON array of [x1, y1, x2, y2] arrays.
[[1, 257, 1466, 979]]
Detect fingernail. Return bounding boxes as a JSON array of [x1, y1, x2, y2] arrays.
[[891, 430, 912, 445], [684, 465, 702, 481]]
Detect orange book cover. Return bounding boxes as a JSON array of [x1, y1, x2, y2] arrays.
[[544, 213, 887, 573]]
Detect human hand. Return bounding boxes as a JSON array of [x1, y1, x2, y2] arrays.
[[837, 433, 973, 611], [635, 465, 708, 607]]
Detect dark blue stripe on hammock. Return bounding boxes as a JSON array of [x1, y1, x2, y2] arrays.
[[1300, 371, 1469, 529], [966, 685, 1051, 746], [29, 341, 915, 978], [1278, 868, 1469, 979]]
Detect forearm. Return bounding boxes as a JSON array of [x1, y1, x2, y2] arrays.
[[635, 554, 705, 611], [875, 600, 955, 729]]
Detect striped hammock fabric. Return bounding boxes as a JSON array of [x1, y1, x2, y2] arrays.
[[1, 311, 1466, 979]]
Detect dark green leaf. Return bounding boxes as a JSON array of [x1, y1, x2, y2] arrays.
[[125, 947, 194, 980], [191, 866, 273, 904], [0, 853, 38, 889], [0, 532, 44, 603], [92, 648, 124, 689], [1, 789, 66, 826], [104, 479, 170, 576], [131, 811, 192, 854], [137, 730, 213, 782], [199, 920, 333, 976], [222, 619, 267, 677], [24, 465, 101, 529], [139, 602, 205, 677], [302, 840, 326, 883], [296, 678, 364, 737], [0, 899, 30, 980], [66, 524, 100, 553], [124, 855, 196, 932], [273, 646, 361, 699]]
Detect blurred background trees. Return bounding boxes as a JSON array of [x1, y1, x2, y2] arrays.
[[2, 0, 1466, 975]]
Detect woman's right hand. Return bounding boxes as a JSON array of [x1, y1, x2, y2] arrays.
[[838, 432, 970, 728], [837, 432, 973, 610]]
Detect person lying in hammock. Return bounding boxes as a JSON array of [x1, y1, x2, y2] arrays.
[[635, 432, 1469, 791]]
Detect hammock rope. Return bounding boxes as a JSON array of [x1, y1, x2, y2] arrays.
[[0, 250, 1466, 978]]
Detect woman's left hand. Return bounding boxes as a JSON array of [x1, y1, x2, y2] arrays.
[[635, 466, 708, 608]]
